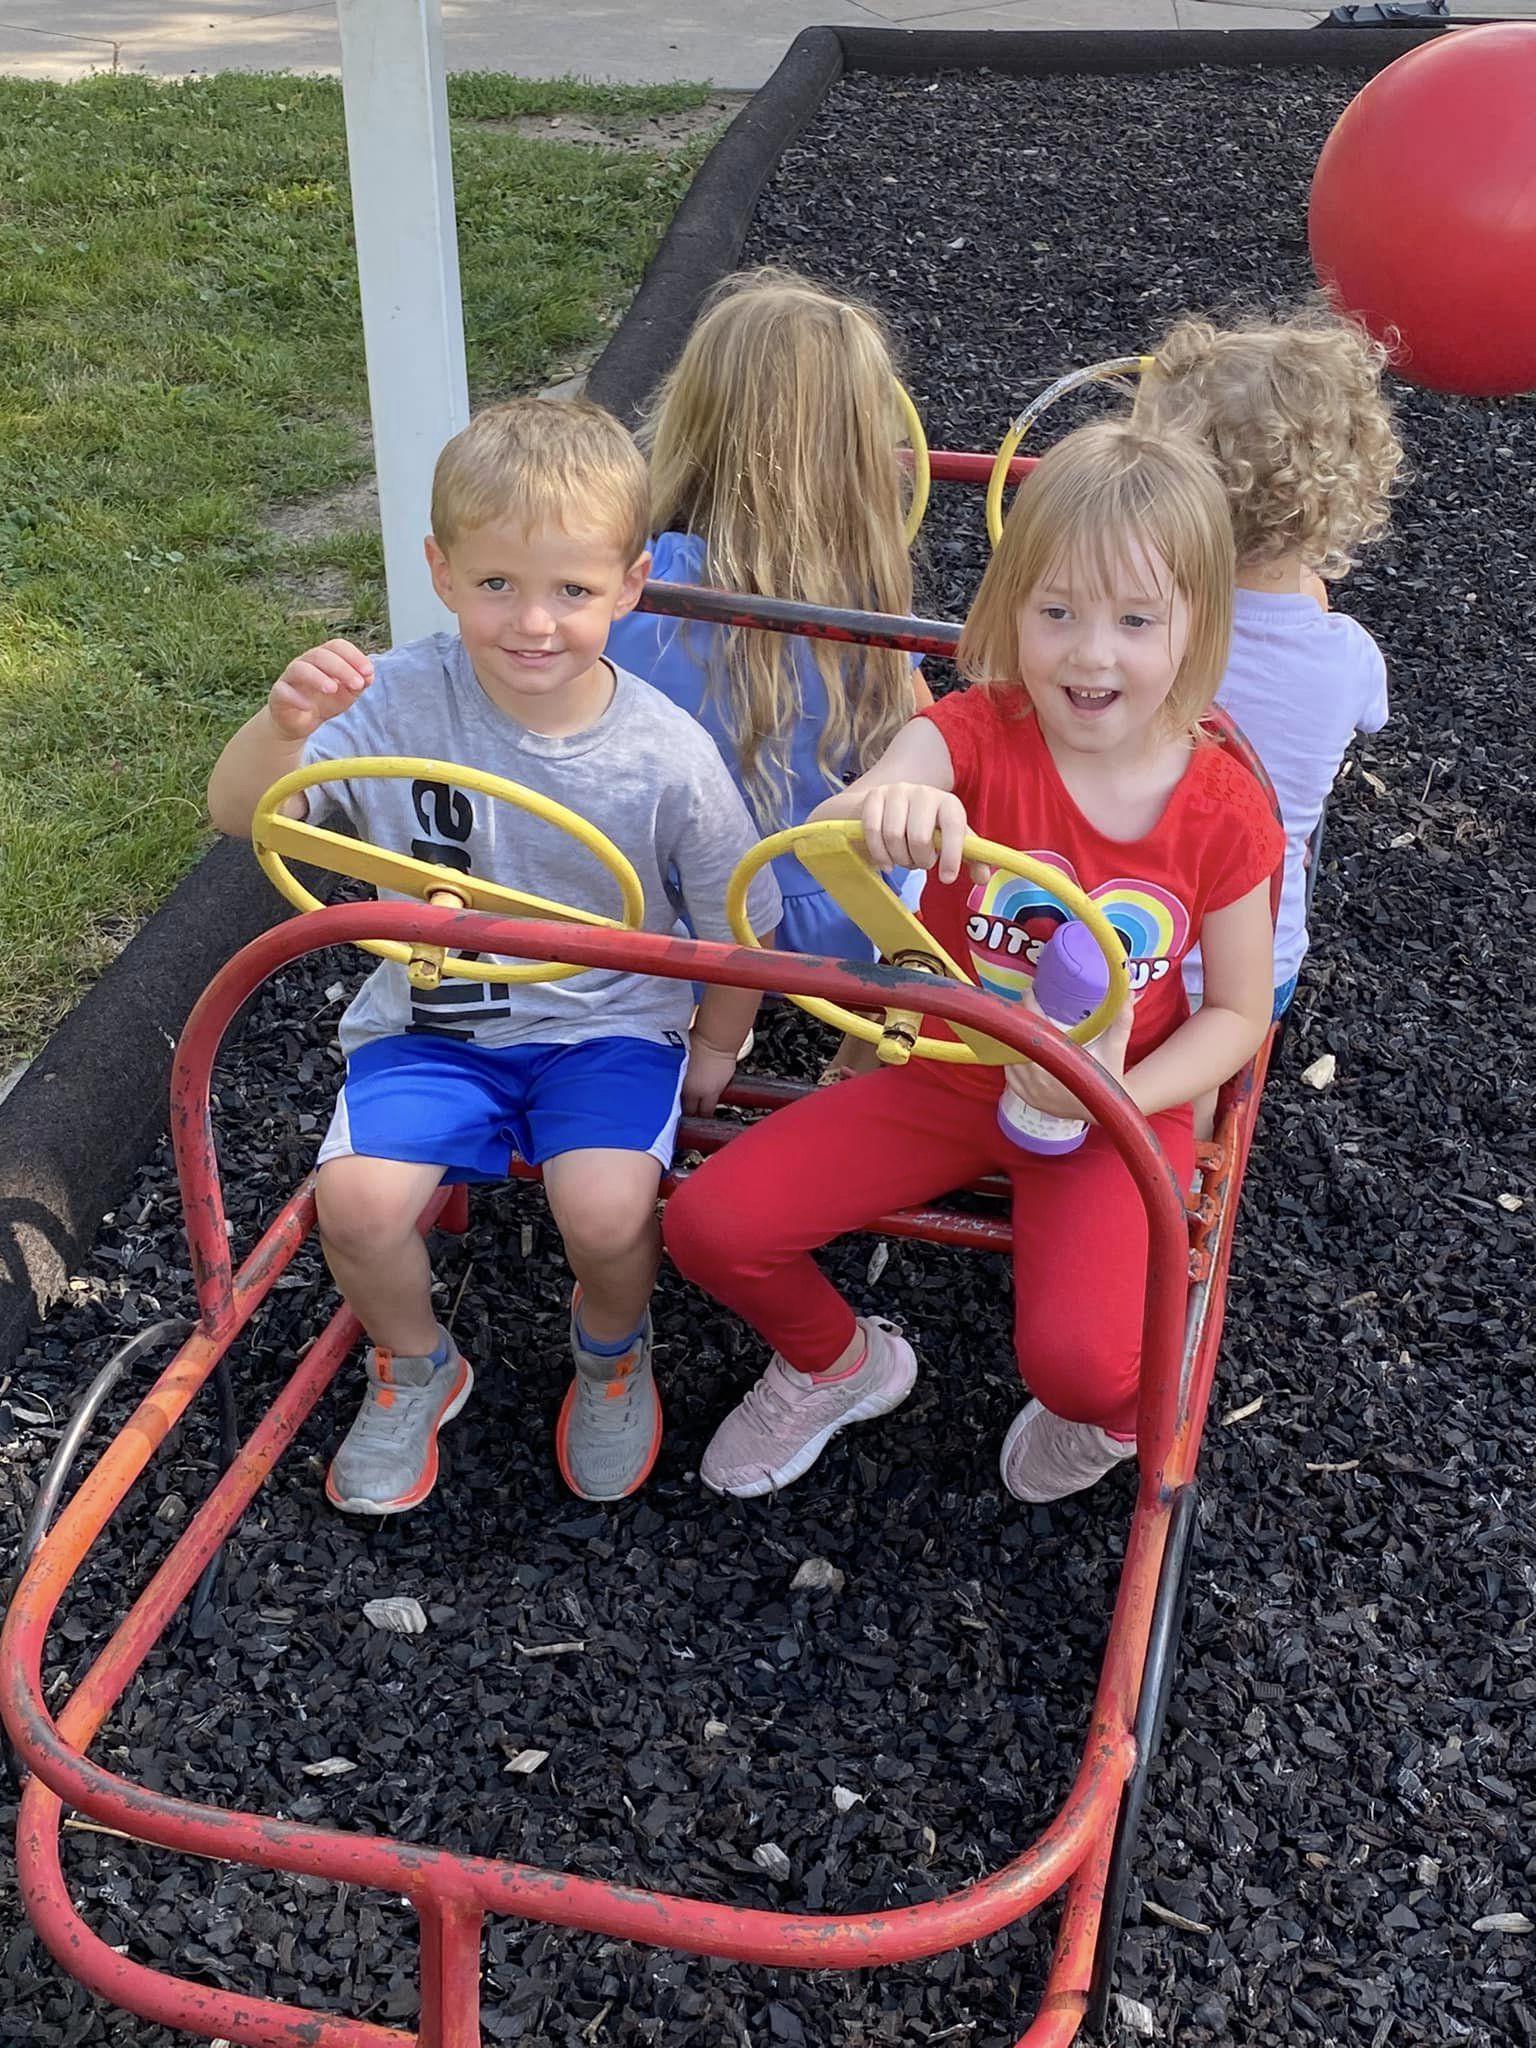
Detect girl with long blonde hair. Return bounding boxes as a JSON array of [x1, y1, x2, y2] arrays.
[[605, 267, 929, 971]]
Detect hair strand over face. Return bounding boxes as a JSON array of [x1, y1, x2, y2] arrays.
[[957, 419, 1236, 736]]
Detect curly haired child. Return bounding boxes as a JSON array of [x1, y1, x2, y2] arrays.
[[1133, 305, 1405, 1014]]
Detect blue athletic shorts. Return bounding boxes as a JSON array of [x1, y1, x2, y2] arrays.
[[317, 1034, 688, 1183]]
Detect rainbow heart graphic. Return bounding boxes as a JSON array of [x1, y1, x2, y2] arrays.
[[964, 856, 1189, 1003]]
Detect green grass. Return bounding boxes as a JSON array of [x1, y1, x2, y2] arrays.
[[0, 70, 716, 1062]]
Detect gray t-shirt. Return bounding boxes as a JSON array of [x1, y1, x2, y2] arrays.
[[302, 633, 782, 1057]]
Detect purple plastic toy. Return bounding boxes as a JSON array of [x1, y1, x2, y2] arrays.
[[997, 922, 1113, 1156]]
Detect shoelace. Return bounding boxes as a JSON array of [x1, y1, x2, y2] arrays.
[[352, 1370, 446, 1449], [735, 1360, 821, 1432], [573, 1358, 646, 1436]]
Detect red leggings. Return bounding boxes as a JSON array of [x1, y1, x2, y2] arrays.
[[663, 1062, 1193, 1439]]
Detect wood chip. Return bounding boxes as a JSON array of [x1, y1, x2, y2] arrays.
[[63, 1817, 140, 1843], [1498, 1192, 1524, 1213], [1221, 1395, 1264, 1426], [362, 1596, 428, 1635], [703, 1719, 728, 1740], [514, 1639, 586, 1658], [866, 1241, 889, 1284], [791, 1558, 845, 1594], [1473, 1912, 1533, 1935], [1417, 1856, 1442, 1885], [1144, 1898, 1214, 1934], [1389, 829, 1417, 849], [504, 1748, 550, 1775], [520, 1222, 534, 1257], [1301, 1052, 1337, 1091], [1114, 1994, 1157, 2037], [832, 1785, 864, 1813], [753, 1842, 792, 1879], [300, 1757, 357, 1778], [1362, 769, 1389, 795], [1305, 1459, 1361, 1474]]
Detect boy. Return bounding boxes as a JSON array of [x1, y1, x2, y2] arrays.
[[208, 398, 780, 1512]]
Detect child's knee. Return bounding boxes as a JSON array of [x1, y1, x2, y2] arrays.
[[1015, 1331, 1137, 1428], [316, 1158, 425, 1259], [560, 1191, 657, 1268], [546, 1157, 660, 1269]]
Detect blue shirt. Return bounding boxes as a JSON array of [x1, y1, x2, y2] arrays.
[[605, 531, 918, 962]]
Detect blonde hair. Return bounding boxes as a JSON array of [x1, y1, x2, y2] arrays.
[[431, 396, 649, 561], [640, 267, 915, 830], [958, 420, 1235, 735], [1133, 306, 1405, 578]]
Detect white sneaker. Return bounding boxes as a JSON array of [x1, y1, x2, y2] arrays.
[[1000, 1399, 1137, 1504], [700, 1316, 917, 1498]]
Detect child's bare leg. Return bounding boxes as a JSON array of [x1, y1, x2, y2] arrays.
[[543, 1148, 665, 1501], [316, 1154, 448, 1352], [543, 1149, 662, 1338], [316, 1154, 472, 1516]]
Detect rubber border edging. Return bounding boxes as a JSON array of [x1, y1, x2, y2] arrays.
[[0, 846, 314, 1369], [586, 27, 844, 425]]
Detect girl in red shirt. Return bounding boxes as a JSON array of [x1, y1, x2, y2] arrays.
[[665, 421, 1283, 1504]]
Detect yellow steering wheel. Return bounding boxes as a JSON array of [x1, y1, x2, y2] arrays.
[[253, 757, 646, 991], [727, 819, 1130, 1065], [984, 355, 1155, 549], [894, 378, 931, 547]]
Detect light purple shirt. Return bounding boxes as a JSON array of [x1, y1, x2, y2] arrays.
[[1187, 588, 1388, 996]]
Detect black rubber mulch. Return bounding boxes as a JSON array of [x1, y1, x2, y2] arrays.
[[3, 57, 1535, 2048]]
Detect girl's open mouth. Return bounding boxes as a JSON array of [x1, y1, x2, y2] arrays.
[[1064, 685, 1120, 713]]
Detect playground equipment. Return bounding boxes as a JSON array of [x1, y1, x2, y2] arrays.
[[1308, 21, 1536, 397], [3, 421, 1284, 2048]]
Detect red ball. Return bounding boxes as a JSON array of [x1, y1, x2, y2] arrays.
[[1308, 23, 1536, 398]]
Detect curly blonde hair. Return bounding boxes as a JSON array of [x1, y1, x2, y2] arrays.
[[639, 268, 915, 832], [1132, 306, 1405, 579], [958, 420, 1235, 739]]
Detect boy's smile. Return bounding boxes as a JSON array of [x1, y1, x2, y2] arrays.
[[426, 519, 650, 736]]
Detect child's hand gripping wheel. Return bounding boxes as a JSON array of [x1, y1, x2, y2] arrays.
[[251, 757, 646, 990], [725, 818, 1130, 1066]]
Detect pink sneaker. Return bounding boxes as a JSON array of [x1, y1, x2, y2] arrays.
[[999, 1399, 1137, 1504], [700, 1316, 917, 1498]]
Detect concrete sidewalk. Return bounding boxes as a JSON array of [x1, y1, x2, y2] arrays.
[[2, 0, 1329, 92]]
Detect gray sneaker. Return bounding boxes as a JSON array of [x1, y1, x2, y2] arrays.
[[325, 1332, 474, 1515], [556, 1296, 662, 1502]]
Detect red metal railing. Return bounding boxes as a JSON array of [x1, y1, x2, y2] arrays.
[[0, 907, 1264, 2048]]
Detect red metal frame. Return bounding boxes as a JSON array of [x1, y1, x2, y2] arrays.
[[2, 907, 1271, 2048], [3, 472, 1285, 2043]]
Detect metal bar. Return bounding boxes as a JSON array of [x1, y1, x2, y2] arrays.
[[1084, 1484, 1202, 2036], [633, 580, 961, 660], [16, 1786, 406, 2048], [924, 449, 1038, 487], [4, 907, 1180, 1965], [416, 1887, 485, 2048]]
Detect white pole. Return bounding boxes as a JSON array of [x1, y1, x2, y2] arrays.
[[336, 0, 468, 644]]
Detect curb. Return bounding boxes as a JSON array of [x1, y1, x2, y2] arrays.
[[0, 842, 317, 1366], [0, 17, 1446, 1370]]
